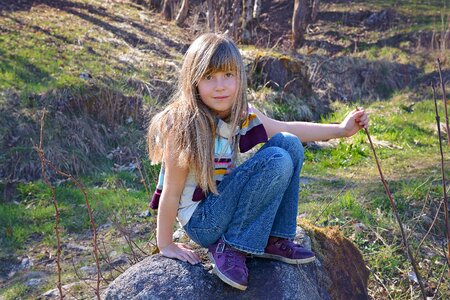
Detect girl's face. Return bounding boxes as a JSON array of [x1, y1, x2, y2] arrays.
[[197, 71, 237, 119]]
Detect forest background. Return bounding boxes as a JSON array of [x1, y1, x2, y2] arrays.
[[0, 0, 449, 299]]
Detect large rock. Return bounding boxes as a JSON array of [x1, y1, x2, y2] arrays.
[[104, 254, 330, 300], [104, 224, 369, 299]]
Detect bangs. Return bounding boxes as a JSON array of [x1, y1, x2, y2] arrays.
[[204, 42, 239, 76]]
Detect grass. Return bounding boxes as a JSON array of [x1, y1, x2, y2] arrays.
[[299, 96, 449, 298], [1, 0, 449, 298], [0, 169, 155, 254], [0, 0, 185, 98]]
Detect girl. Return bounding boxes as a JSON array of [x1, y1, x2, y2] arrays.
[[147, 33, 369, 291]]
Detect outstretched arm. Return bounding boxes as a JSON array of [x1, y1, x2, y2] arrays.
[[156, 137, 200, 265], [252, 106, 369, 142]]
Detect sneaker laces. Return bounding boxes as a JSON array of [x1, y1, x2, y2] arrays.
[[222, 247, 248, 275]]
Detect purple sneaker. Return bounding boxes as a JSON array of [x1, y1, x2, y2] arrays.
[[256, 236, 315, 264], [207, 239, 248, 290]]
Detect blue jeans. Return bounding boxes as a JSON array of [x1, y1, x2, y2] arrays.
[[184, 132, 304, 255]]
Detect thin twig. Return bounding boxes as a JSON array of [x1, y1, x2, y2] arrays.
[[362, 123, 427, 299], [407, 181, 433, 241], [99, 238, 126, 274], [36, 110, 64, 300], [416, 198, 444, 254], [432, 82, 450, 270], [135, 157, 151, 200], [313, 172, 357, 224], [45, 160, 102, 299], [436, 58, 450, 145], [369, 274, 390, 300], [432, 263, 448, 299], [110, 213, 141, 264]]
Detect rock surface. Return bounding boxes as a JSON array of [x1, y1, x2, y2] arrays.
[[104, 254, 330, 300], [104, 225, 369, 300]]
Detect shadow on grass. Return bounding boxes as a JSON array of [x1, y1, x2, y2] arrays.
[[0, 49, 52, 90]]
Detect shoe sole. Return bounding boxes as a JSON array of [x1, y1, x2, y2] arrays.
[[254, 253, 316, 264], [208, 252, 248, 291]]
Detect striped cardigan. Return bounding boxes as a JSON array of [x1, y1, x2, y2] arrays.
[[150, 106, 268, 226]]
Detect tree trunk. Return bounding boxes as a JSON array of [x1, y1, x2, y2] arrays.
[[310, 0, 320, 22], [241, 0, 253, 42], [150, 0, 163, 9], [162, 0, 172, 21], [292, 0, 309, 49], [253, 0, 261, 21], [207, 0, 215, 32], [175, 0, 189, 26], [230, 0, 241, 40]]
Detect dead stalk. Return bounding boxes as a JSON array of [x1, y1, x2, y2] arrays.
[[416, 198, 445, 253], [313, 172, 357, 224], [110, 213, 142, 263], [431, 83, 450, 271], [432, 263, 448, 299], [36, 110, 64, 300], [44, 160, 102, 299], [436, 58, 450, 145], [363, 126, 427, 299], [367, 266, 393, 300], [135, 157, 151, 199], [407, 181, 433, 241]]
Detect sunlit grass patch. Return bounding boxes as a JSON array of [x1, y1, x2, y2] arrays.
[[0, 170, 155, 254]]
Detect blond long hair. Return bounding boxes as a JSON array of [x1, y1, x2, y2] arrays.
[[147, 33, 248, 194]]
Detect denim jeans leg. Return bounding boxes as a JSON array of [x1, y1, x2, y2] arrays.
[[261, 133, 305, 239], [184, 144, 294, 254]]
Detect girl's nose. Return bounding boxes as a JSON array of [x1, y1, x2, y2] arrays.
[[215, 77, 225, 90]]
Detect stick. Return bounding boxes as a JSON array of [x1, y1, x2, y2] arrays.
[[45, 160, 102, 299], [436, 58, 450, 145], [431, 83, 450, 271], [361, 117, 427, 299], [36, 110, 64, 300]]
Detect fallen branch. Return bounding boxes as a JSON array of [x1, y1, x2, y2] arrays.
[[362, 123, 427, 299]]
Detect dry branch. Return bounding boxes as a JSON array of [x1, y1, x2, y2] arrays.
[[36, 110, 64, 300], [362, 125, 427, 299], [436, 59, 450, 146], [431, 83, 450, 272]]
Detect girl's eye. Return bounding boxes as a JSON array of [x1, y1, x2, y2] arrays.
[[205, 74, 212, 80], [225, 72, 234, 78]]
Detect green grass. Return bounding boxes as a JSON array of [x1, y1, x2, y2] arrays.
[[299, 95, 449, 298], [0, 0, 183, 99], [0, 170, 156, 254]]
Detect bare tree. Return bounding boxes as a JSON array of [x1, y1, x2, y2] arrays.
[[162, 0, 173, 21], [175, 0, 189, 26], [311, 0, 320, 22], [207, 0, 215, 32], [292, 0, 320, 48], [253, 0, 262, 21], [242, 0, 254, 41], [230, 0, 241, 40]]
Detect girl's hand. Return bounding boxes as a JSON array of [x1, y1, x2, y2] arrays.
[[339, 108, 369, 137], [159, 242, 201, 265]]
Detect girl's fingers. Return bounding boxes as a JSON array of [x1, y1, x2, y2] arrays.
[[182, 251, 199, 265], [177, 246, 201, 264]]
